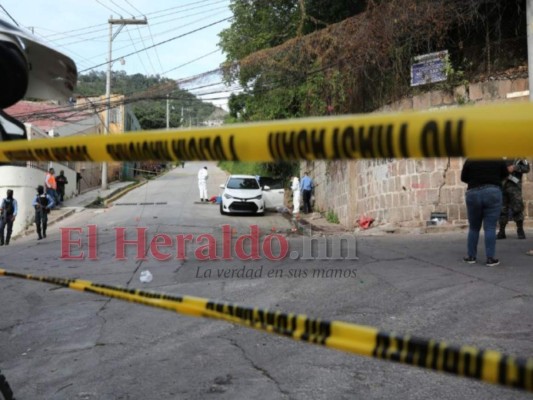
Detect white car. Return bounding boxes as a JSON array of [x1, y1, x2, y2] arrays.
[[258, 176, 285, 210], [219, 175, 267, 215]]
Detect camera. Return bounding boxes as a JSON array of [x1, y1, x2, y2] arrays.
[[0, 18, 77, 141]]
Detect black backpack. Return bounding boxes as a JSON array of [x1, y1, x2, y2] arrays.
[[38, 194, 50, 213]]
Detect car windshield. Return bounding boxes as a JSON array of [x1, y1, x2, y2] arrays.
[[227, 178, 260, 190]]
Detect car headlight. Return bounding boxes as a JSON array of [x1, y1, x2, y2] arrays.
[[223, 193, 233, 199], [252, 195, 262, 200]]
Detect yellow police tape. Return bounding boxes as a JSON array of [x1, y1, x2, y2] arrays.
[[0, 268, 531, 392], [1, 102, 533, 162]]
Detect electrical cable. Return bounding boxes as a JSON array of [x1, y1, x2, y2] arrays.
[[78, 17, 232, 73]]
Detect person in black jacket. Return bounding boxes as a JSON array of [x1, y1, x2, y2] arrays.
[[461, 159, 508, 267], [55, 170, 68, 204], [0, 189, 17, 246], [32, 185, 55, 240], [497, 159, 530, 239]]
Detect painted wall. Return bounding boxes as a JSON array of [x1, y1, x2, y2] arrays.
[[0, 163, 77, 237]]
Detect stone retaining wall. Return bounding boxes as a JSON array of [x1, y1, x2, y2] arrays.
[[305, 78, 532, 229]]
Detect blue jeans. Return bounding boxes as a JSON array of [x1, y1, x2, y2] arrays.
[[47, 188, 58, 206], [465, 185, 502, 259]]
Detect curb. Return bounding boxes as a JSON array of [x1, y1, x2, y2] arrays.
[[14, 207, 78, 240], [103, 180, 147, 207], [12, 180, 147, 240]]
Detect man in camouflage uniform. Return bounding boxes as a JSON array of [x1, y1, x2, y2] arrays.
[[497, 158, 530, 239]]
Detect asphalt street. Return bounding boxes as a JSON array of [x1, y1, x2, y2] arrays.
[[0, 162, 532, 400]]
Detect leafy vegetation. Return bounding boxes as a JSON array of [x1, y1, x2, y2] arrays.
[[217, 161, 264, 176], [326, 209, 340, 224], [218, 160, 299, 181], [216, 0, 527, 186], [219, 0, 527, 119], [76, 71, 217, 130]]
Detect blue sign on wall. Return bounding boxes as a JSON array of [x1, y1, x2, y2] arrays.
[[410, 50, 448, 87]]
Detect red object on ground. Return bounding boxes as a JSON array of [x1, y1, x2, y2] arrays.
[[358, 216, 374, 229]]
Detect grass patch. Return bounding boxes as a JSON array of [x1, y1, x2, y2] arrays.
[[218, 161, 264, 176], [87, 196, 104, 208], [326, 209, 340, 224]]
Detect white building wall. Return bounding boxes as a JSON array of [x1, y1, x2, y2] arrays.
[[0, 164, 77, 237]]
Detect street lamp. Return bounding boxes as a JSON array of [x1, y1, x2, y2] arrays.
[[102, 17, 147, 190]]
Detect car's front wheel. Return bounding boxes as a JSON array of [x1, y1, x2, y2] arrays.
[[219, 202, 226, 215]]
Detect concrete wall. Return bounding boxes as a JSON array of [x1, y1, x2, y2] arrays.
[[306, 78, 532, 229], [0, 163, 77, 236]]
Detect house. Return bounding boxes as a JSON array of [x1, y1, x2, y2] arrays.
[[0, 95, 141, 236]]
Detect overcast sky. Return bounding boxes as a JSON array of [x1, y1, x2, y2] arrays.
[[0, 0, 234, 109]]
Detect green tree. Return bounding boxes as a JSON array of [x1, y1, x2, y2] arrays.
[[76, 71, 216, 130], [219, 0, 367, 120], [219, 0, 300, 62], [219, 1, 366, 179]]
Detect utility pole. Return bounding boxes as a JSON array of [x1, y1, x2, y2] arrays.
[[102, 16, 147, 190], [526, 0, 533, 101], [166, 94, 170, 129]]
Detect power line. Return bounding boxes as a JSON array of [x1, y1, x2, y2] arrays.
[[95, 0, 123, 17], [110, 0, 135, 18], [79, 17, 232, 73], [39, 0, 227, 41], [39, 5, 230, 84], [0, 4, 19, 26], [126, 27, 150, 75], [18, 1, 230, 80], [16, 0, 227, 71], [124, 0, 143, 16], [141, 0, 229, 25], [146, 24, 165, 73], [137, 0, 227, 22], [162, 49, 220, 75], [56, 4, 229, 48]]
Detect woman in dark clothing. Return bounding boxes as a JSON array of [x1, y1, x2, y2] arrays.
[[461, 159, 508, 266]]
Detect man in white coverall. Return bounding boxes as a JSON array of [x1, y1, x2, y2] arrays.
[[198, 166, 209, 202], [291, 176, 300, 214]]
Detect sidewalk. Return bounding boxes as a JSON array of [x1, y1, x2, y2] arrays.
[[16, 180, 139, 239], [294, 211, 529, 237]]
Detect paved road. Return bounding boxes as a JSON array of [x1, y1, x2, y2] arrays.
[[0, 162, 531, 399]]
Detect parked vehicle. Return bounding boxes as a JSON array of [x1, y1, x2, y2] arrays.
[[258, 176, 285, 210], [219, 175, 267, 215]]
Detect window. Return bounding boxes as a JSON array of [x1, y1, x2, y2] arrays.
[[227, 178, 260, 190]]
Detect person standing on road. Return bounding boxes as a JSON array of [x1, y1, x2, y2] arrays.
[[198, 166, 209, 202], [461, 158, 508, 267], [33, 185, 54, 240], [497, 158, 530, 240], [291, 176, 300, 215], [300, 171, 313, 214], [76, 171, 82, 195], [56, 170, 69, 204], [0, 189, 17, 246], [45, 167, 58, 207]]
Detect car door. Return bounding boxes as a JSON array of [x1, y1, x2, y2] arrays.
[[259, 177, 285, 210]]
